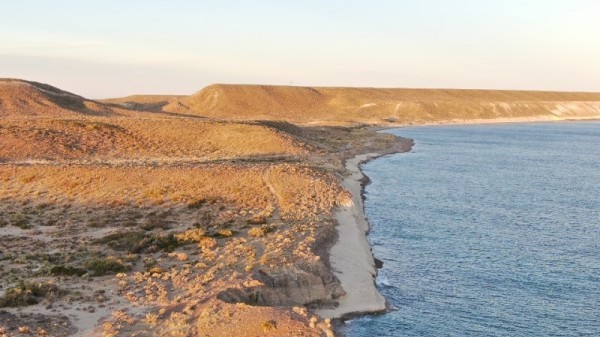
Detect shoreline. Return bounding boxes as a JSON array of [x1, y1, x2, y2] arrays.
[[316, 139, 413, 320], [316, 116, 599, 325], [326, 120, 600, 336], [386, 114, 600, 128]]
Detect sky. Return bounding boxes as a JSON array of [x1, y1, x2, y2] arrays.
[[1, 0, 599, 98]]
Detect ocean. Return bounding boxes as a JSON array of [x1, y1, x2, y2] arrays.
[[341, 121, 600, 337]]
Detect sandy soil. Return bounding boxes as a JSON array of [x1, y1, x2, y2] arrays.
[[315, 153, 387, 319]]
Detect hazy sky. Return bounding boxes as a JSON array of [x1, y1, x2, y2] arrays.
[[1, 0, 599, 97]]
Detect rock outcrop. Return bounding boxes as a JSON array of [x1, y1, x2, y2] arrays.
[[217, 262, 345, 309]]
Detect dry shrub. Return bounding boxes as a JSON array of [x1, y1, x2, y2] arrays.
[[0, 281, 60, 308], [262, 320, 277, 332], [169, 252, 189, 261], [175, 229, 206, 243], [198, 237, 217, 251], [247, 215, 267, 225], [215, 229, 235, 238], [248, 225, 275, 238]]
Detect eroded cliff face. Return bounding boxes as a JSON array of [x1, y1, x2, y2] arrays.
[[217, 261, 345, 308]]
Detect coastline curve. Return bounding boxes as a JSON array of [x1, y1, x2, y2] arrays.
[[316, 137, 413, 320]]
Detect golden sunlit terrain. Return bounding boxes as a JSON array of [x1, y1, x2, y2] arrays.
[[105, 84, 600, 124], [0, 78, 598, 337], [0, 79, 407, 337], [0, 118, 310, 162]]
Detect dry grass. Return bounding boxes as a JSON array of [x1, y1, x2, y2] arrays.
[[0, 78, 467, 336], [266, 165, 349, 220], [0, 163, 344, 220], [0, 160, 346, 336], [158, 84, 600, 124], [0, 118, 310, 161]]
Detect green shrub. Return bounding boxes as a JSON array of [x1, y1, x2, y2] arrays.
[[0, 287, 37, 307], [9, 213, 31, 229], [50, 265, 87, 277], [95, 231, 147, 251], [187, 199, 207, 209], [140, 217, 171, 231], [95, 231, 182, 253], [0, 281, 60, 308], [86, 257, 128, 276], [132, 233, 181, 253]]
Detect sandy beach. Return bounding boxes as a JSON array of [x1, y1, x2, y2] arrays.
[[315, 153, 387, 319], [315, 133, 412, 320]]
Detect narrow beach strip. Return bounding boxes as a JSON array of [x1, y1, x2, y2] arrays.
[[316, 153, 388, 319]]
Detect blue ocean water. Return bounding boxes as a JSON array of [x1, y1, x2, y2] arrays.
[[342, 122, 600, 337]]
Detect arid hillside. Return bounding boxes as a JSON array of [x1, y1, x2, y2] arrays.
[[123, 84, 600, 124], [0, 79, 408, 337], [0, 118, 311, 163], [0, 79, 135, 118]]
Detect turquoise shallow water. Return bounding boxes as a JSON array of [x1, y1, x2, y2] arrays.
[[341, 122, 600, 337]]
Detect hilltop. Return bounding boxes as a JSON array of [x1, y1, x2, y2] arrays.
[[0, 79, 134, 118], [106, 84, 600, 125]]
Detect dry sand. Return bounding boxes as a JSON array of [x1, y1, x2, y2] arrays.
[[316, 153, 387, 319]]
